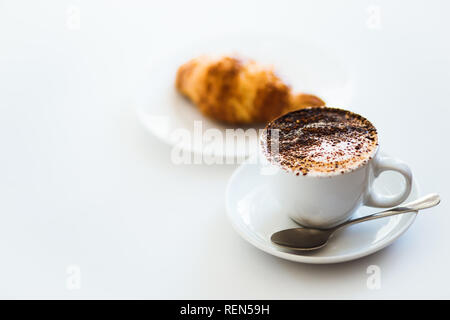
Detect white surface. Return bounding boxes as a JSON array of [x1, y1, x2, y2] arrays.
[[226, 154, 418, 264], [0, 0, 449, 299]]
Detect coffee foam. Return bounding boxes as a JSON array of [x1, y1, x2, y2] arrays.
[[261, 107, 378, 176]]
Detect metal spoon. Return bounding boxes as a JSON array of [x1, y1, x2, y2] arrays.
[[271, 193, 440, 251]]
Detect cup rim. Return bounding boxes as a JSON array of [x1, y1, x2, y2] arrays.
[[259, 107, 379, 179]]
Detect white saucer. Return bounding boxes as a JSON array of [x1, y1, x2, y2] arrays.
[[136, 34, 353, 159], [225, 154, 419, 264]]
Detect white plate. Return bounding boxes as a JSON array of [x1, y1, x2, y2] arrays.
[[225, 154, 419, 264], [136, 34, 354, 159]]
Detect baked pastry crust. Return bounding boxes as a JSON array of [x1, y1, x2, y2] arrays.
[[176, 55, 324, 124]]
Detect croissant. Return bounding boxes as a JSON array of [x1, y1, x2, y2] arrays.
[[175, 55, 324, 124]]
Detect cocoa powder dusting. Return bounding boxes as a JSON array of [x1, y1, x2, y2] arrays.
[[261, 107, 378, 176]]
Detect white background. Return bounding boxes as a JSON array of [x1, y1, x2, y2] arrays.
[[0, 0, 449, 299]]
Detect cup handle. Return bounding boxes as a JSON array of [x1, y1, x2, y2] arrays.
[[365, 155, 413, 208]]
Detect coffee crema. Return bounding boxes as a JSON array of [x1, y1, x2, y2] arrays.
[[261, 107, 378, 176]]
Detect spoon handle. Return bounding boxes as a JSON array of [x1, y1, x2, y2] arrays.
[[335, 193, 440, 230]]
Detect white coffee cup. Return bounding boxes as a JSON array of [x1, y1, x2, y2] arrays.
[[259, 134, 413, 229]]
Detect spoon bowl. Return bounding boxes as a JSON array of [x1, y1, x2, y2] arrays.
[[271, 228, 334, 251]]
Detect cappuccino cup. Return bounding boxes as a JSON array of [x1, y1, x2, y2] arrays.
[[259, 107, 412, 229]]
